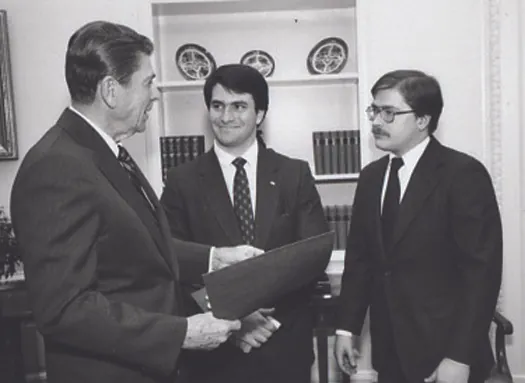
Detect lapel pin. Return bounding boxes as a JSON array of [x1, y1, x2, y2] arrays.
[[270, 181, 276, 186]]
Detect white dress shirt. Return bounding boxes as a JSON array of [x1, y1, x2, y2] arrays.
[[214, 139, 259, 216], [381, 136, 430, 211]]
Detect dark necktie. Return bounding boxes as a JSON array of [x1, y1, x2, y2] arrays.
[[382, 157, 404, 249], [232, 157, 255, 245], [118, 145, 156, 214]]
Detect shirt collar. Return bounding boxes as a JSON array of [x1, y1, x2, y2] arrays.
[[214, 138, 259, 168], [389, 136, 430, 169], [68, 106, 119, 157]]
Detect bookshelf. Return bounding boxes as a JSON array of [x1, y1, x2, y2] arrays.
[[146, 0, 369, 271]]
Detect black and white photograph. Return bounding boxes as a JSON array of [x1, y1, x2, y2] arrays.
[[0, 1, 523, 383]]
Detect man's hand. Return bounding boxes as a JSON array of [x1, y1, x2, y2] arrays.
[[424, 358, 470, 383], [183, 312, 241, 350], [334, 334, 360, 376], [231, 308, 279, 353], [211, 245, 264, 270]]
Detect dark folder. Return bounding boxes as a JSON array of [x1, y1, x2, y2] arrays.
[[193, 231, 334, 320]]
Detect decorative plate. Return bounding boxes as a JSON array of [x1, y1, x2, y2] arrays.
[[175, 43, 216, 81], [240, 50, 275, 77], [306, 37, 349, 75]]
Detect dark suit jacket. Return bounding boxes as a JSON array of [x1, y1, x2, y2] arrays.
[[160, 146, 328, 383], [10, 109, 211, 383], [336, 137, 502, 382]]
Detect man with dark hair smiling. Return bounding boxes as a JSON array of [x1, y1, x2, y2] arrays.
[[335, 70, 502, 383], [161, 64, 328, 383]]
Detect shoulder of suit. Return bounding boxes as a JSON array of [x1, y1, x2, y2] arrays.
[[165, 150, 211, 180], [436, 142, 488, 172], [263, 148, 308, 168], [18, 124, 86, 173]]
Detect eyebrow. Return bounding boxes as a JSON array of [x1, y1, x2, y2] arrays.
[[371, 103, 393, 108], [210, 100, 248, 106]]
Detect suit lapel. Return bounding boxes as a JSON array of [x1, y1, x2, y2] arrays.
[[370, 156, 390, 258], [58, 109, 174, 273], [199, 150, 242, 244], [390, 137, 442, 249], [254, 148, 280, 249], [126, 157, 177, 273]]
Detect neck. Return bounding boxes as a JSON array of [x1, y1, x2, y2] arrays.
[[72, 102, 132, 143], [392, 133, 429, 157], [218, 134, 257, 158]]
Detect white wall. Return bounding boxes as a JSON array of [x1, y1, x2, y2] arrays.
[[0, 0, 150, 209]]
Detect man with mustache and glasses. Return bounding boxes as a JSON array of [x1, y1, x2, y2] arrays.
[[334, 70, 502, 383], [10, 21, 268, 383], [160, 64, 328, 383]]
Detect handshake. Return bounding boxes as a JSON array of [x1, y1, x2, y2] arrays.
[[182, 245, 280, 353]]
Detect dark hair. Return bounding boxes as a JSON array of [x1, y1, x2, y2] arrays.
[[371, 69, 444, 134], [203, 63, 269, 121], [65, 20, 153, 104]]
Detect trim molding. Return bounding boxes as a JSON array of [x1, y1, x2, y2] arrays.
[[486, 0, 502, 202]]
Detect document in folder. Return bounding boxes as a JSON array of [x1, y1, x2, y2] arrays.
[[198, 231, 334, 320]]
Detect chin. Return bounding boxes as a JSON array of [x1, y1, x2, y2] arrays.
[[374, 138, 390, 151]]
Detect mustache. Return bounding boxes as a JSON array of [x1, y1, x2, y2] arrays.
[[372, 126, 389, 136]]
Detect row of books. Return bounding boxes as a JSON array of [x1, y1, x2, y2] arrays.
[[159, 135, 205, 181], [312, 130, 361, 175], [324, 204, 352, 250]]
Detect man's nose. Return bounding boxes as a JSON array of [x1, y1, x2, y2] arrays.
[[221, 107, 235, 122], [151, 85, 160, 101]]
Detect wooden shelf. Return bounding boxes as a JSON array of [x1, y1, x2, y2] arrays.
[[157, 72, 359, 92], [314, 173, 359, 183]]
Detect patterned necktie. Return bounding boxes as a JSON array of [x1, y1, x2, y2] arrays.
[[232, 157, 255, 244], [118, 145, 156, 214], [382, 157, 404, 249]]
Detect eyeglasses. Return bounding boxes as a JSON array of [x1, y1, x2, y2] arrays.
[[365, 105, 416, 123]]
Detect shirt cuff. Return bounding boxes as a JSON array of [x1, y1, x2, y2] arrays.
[[335, 329, 353, 337], [444, 358, 469, 369], [208, 247, 215, 272]]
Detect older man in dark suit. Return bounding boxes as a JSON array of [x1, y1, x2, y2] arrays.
[[334, 70, 502, 383], [9, 21, 261, 383]]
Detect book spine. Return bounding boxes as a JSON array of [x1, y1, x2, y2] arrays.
[[345, 131, 354, 173], [190, 136, 200, 161], [159, 137, 169, 182], [349, 130, 360, 173], [181, 136, 191, 164], [322, 131, 332, 175], [324, 205, 337, 250], [335, 205, 347, 250], [354, 130, 362, 172], [312, 131, 324, 175], [330, 131, 339, 174], [173, 136, 183, 167], [336, 131, 346, 174]]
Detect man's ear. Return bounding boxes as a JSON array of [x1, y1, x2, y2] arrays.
[[99, 76, 118, 109], [416, 114, 431, 131], [256, 109, 266, 126]]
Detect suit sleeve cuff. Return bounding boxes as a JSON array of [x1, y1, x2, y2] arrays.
[[208, 247, 215, 272]]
